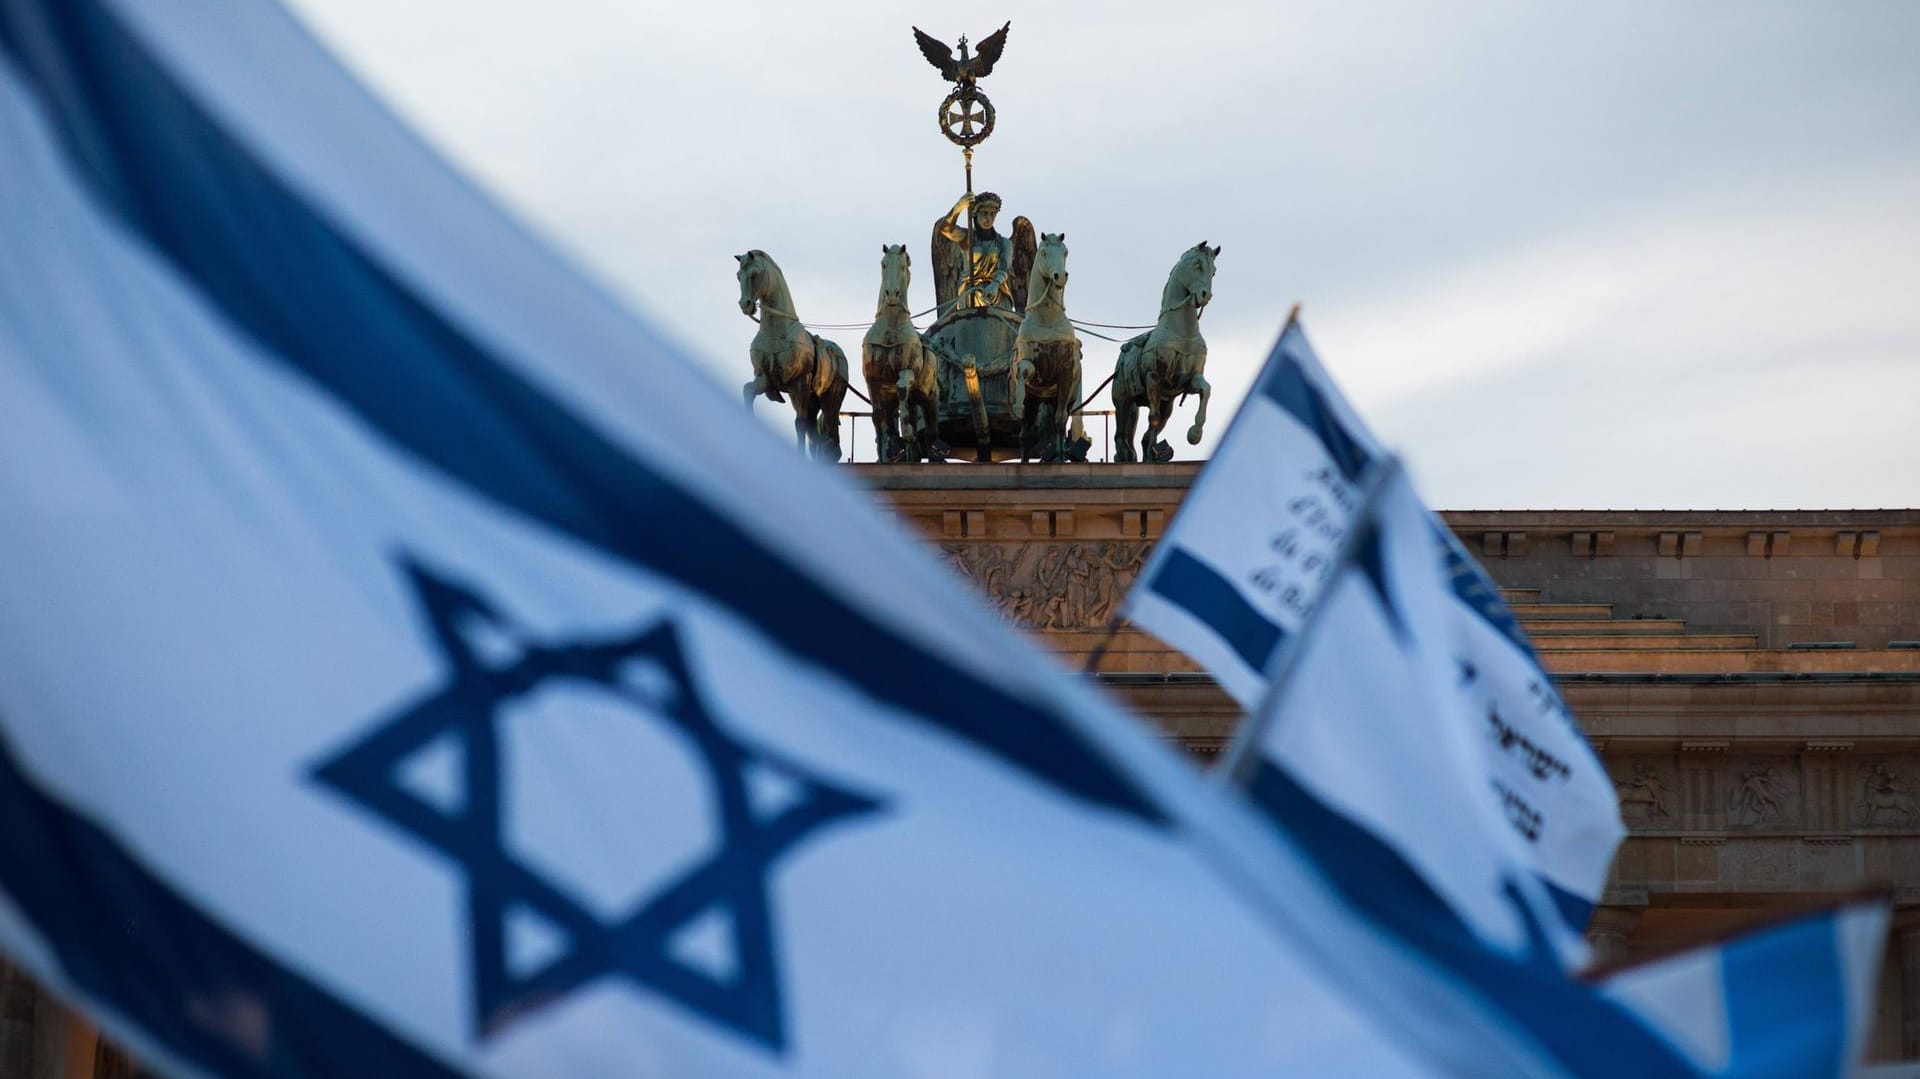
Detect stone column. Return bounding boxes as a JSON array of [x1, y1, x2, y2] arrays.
[[1896, 909, 1920, 1060], [0, 961, 35, 1079], [1586, 906, 1643, 968]]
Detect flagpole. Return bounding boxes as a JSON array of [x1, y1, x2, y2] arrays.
[[1213, 454, 1404, 787], [1080, 613, 1124, 674]]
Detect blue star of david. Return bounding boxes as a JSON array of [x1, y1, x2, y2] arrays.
[[311, 555, 883, 1051]]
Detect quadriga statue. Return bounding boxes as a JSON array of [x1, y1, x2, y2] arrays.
[[1011, 233, 1084, 462], [861, 245, 941, 462], [736, 250, 850, 461], [1112, 242, 1218, 463], [930, 191, 1032, 317]]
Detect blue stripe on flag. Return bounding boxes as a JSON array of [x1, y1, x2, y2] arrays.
[[1147, 549, 1285, 676], [1435, 522, 1536, 657], [0, 722, 464, 1077], [1253, 753, 1865, 1075], [1254, 344, 1373, 483], [0, 1, 1157, 824], [1244, 760, 1700, 1077], [1721, 914, 1847, 1078], [1539, 876, 1595, 934]]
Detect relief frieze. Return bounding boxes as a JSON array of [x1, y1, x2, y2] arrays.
[[942, 541, 1151, 629], [1613, 760, 1675, 827], [1853, 759, 1918, 827], [1725, 761, 1798, 828]]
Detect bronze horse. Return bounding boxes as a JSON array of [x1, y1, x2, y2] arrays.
[[1011, 233, 1083, 462], [1113, 242, 1217, 463], [862, 245, 940, 461], [737, 250, 849, 460]]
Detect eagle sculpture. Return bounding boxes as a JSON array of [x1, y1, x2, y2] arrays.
[[912, 22, 1010, 88]]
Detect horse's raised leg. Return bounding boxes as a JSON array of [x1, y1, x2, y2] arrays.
[[742, 375, 763, 409], [1186, 373, 1212, 445], [1150, 398, 1177, 462]]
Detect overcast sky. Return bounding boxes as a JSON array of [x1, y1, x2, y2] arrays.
[[285, 1, 1919, 509]]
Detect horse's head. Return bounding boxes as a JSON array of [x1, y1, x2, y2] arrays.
[[736, 250, 775, 316], [1032, 233, 1069, 297], [1168, 241, 1220, 313], [878, 244, 911, 310]]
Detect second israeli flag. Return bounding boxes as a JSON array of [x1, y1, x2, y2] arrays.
[[1124, 318, 1624, 930]]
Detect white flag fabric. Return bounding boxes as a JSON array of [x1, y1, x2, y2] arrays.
[[1123, 318, 1377, 708], [0, 2, 1604, 1077], [1231, 479, 1892, 1077], [1235, 467, 1592, 972], [6, 4, 1875, 1078], [1126, 319, 1623, 926]]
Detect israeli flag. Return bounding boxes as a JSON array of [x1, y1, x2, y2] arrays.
[[1596, 897, 1889, 1078], [1225, 464, 1593, 972], [1231, 479, 1891, 1077], [1126, 318, 1623, 928], [0, 2, 1640, 1076]]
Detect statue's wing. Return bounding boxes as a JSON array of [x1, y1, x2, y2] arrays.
[[912, 27, 959, 81], [972, 22, 1011, 77], [1009, 215, 1036, 312]]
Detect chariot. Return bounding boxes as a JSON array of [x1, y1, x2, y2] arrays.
[[737, 21, 1216, 466]]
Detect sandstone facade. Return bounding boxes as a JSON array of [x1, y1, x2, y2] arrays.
[[866, 462, 1920, 1062]]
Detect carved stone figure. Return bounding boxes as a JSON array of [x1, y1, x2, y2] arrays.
[[1023, 545, 1063, 628], [940, 543, 971, 577], [941, 541, 1151, 629], [1616, 764, 1672, 823], [862, 245, 941, 462], [973, 543, 1015, 599], [1091, 543, 1147, 627], [736, 250, 849, 460], [1859, 762, 1916, 824], [1728, 764, 1787, 826], [1011, 234, 1086, 462], [1113, 242, 1218, 463]]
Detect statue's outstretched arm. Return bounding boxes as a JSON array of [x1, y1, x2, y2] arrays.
[[936, 193, 973, 242]]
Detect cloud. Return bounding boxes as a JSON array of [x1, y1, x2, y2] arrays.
[[283, 0, 1920, 507], [1298, 167, 1920, 506]]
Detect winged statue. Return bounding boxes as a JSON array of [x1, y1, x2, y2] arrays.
[[912, 22, 1010, 88]]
